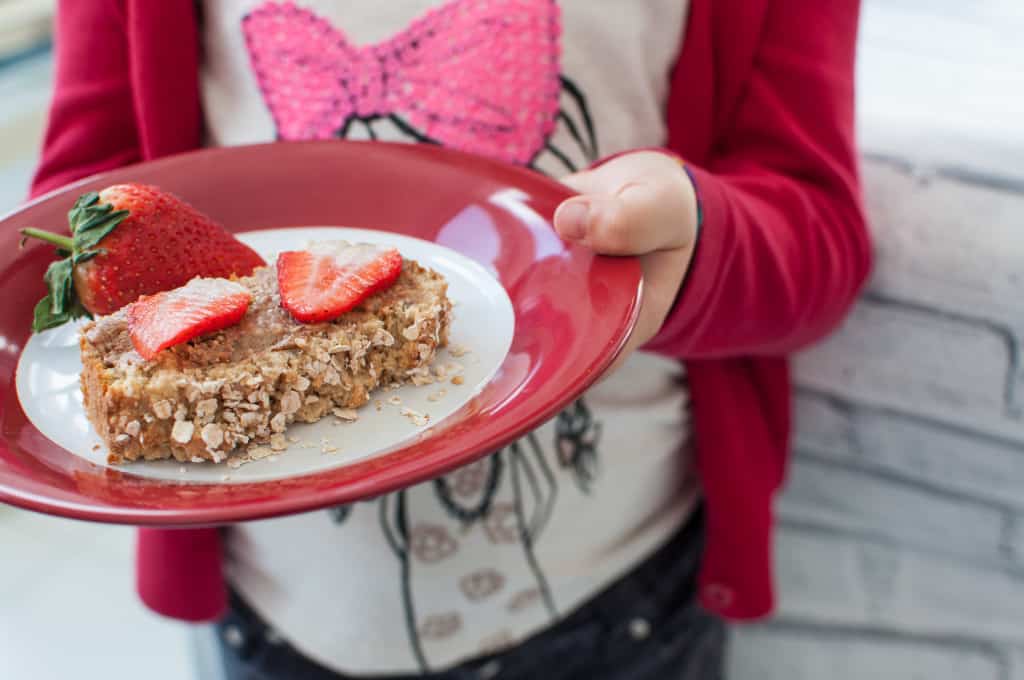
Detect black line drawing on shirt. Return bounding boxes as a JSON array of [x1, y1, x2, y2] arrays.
[[555, 398, 603, 493], [379, 489, 430, 672], [354, 397, 602, 672]]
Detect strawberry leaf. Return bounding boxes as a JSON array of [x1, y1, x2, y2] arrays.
[[69, 192, 128, 252], [73, 250, 100, 265], [73, 212, 127, 252], [67, 192, 100, 230], [43, 258, 74, 316], [32, 259, 89, 331], [32, 296, 68, 331], [24, 191, 129, 332]]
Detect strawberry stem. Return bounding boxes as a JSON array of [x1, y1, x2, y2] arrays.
[[20, 228, 74, 251]]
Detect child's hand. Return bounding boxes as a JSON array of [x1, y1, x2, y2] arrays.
[[553, 151, 698, 369]]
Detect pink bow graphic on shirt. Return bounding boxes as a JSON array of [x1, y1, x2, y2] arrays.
[[242, 0, 563, 165]]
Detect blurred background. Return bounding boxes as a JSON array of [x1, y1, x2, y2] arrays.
[[1, 0, 1023, 678]]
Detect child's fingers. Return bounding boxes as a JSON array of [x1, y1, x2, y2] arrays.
[[555, 153, 696, 255], [554, 179, 691, 255]]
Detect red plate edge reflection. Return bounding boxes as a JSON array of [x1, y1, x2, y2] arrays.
[[0, 141, 641, 526]]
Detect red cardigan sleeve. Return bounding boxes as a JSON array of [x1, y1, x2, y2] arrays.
[[645, 1, 871, 359], [30, 0, 141, 198]]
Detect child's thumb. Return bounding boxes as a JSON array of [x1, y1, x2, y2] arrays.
[[553, 181, 683, 255]]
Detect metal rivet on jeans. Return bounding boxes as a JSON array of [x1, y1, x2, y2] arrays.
[[628, 617, 651, 640], [477, 660, 502, 679], [223, 624, 245, 649]]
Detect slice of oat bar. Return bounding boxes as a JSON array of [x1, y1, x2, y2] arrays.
[[79, 261, 451, 464]]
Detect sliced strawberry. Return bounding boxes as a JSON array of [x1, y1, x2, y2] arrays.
[[127, 278, 252, 360], [277, 242, 403, 323]]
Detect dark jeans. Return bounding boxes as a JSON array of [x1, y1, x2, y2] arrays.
[[217, 507, 725, 680]]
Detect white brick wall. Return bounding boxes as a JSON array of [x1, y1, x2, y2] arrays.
[[1012, 648, 1024, 680], [729, 1, 1024, 672], [778, 459, 1008, 563], [1009, 515, 1024, 569], [795, 393, 1024, 513], [795, 300, 1018, 434], [738, 154, 1024, 677], [862, 164, 1024, 331], [733, 119, 1024, 680], [772, 528, 1024, 642], [729, 627, 1003, 680]]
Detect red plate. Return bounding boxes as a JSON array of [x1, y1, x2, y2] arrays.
[[0, 141, 641, 526]]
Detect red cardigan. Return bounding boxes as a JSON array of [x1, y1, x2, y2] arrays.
[[31, 0, 869, 622]]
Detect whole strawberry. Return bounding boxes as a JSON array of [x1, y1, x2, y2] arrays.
[[21, 184, 266, 331]]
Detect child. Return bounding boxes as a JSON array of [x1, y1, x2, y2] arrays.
[[32, 1, 870, 678]]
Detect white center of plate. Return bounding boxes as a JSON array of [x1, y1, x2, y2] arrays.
[[15, 227, 515, 483]]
